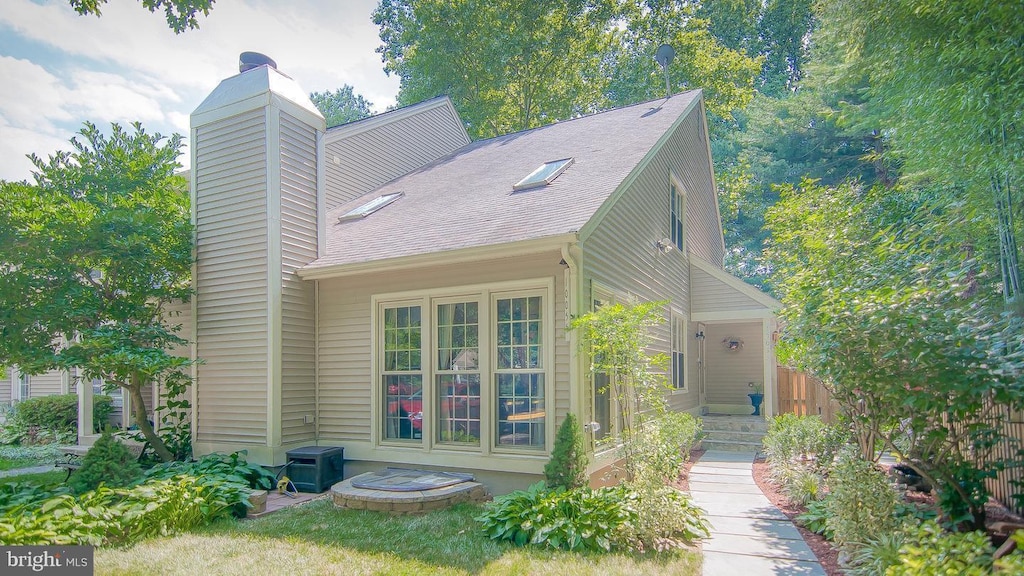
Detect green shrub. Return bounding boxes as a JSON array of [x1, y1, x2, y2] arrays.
[[629, 412, 703, 486], [0, 474, 248, 546], [144, 451, 276, 490], [68, 432, 143, 494], [843, 530, 905, 576], [613, 485, 709, 552], [887, 520, 994, 576], [825, 447, 901, 550], [763, 414, 847, 477], [544, 413, 588, 491], [2, 394, 114, 443], [13, 394, 79, 434], [0, 481, 69, 515], [779, 466, 824, 506], [476, 482, 635, 552], [795, 497, 834, 539]]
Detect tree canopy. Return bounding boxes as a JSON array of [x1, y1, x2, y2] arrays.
[[67, 0, 214, 33], [0, 122, 193, 462], [373, 0, 765, 139], [374, 0, 620, 139], [310, 86, 373, 128]]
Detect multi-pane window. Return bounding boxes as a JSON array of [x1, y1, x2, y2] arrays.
[[671, 183, 685, 250], [382, 305, 423, 440], [436, 301, 481, 445], [18, 372, 30, 400], [495, 295, 545, 448], [672, 315, 686, 390]]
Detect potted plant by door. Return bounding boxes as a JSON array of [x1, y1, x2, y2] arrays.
[[747, 382, 764, 416]]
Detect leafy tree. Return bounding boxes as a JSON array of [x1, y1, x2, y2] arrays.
[[310, 86, 373, 128], [765, 178, 1024, 530], [0, 122, 193, 462], [815, 0, 1024, 304], [606, 0, 761, 118], [374, 0, 620, 139], [569, 300, 670, 480], [544, 413, 588, 491], [67, 0, 214, 33], [698, 0, 817, 97]]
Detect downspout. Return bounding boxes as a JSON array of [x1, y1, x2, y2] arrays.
[[560, 238, 583, 434]]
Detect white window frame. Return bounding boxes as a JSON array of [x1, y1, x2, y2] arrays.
[[670, 177, 686, 251], [492, 288, 548, 452], [371, 279, 553, 455], [671, 312, 687, 391], [16, 370, 30, 401]]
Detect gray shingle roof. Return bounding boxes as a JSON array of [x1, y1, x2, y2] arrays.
[[304, 91, 702, 273]]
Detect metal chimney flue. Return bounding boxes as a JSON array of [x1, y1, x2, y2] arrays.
[[239, 52, 277, 73]]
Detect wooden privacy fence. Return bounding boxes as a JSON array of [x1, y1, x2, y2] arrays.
[[775, 368, 1024, 515], [776, 366, 839, 423], [976, 404, 1024, 517]]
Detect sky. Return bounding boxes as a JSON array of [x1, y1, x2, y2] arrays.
[[0, 0, 401, 182]]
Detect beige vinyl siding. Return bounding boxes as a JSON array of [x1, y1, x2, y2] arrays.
[[278, 112, 318, 445], [691, 264, 767, 312], [0, 367, 11, 404], [676, 111, 724, 266], [194, 108, 270, 445], [28, 370, 65, 397], [323, 102, 470, 210], [317, 251, 569, 444], [582, 110, 714, 415], [703, 322, 764, 404]]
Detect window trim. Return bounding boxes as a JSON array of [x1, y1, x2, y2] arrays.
[[671, 311, 688, 392], [492, 289, 549, 452], [378, 298, 427, 445], [670, 176, 687, 252], [370, 278, 554, 455]]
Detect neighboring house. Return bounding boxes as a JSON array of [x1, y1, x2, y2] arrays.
[[172, 59, 781, 492], [1, 366, 69, 406]]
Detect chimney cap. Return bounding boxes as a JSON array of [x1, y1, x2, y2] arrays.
[[239, 52, 277, 73]]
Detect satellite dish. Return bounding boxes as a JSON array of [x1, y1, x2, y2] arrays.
[[655, 44, 675, 98], [655, 44, 675, 68], [239, 52, 277, 73]]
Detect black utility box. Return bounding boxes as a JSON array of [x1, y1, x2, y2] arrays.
[[286, 446, 344, 493]]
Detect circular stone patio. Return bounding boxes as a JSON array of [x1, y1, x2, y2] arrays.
[[331, 468, 489, 514]]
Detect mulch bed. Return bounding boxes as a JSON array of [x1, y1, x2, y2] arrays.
[[751, 456, 842, 575]]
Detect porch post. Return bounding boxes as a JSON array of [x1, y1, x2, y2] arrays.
[[762, 319, 775, 418], [77, 372, 93, 445]]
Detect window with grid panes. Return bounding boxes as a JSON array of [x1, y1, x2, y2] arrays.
[[382, 305, 423, 440], [494, 295, 545, 448], [436, 301, 481, 445]]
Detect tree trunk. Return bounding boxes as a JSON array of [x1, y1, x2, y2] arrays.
[[127, 373, 175, 462]]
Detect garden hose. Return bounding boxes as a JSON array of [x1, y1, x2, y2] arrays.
[[275, 460, 298, 498]]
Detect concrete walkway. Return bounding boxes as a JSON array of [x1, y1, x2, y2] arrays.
[[0, 464, 56, 479], [689, 450, 826, 575]]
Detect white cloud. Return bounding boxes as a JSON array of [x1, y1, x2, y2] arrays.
[[0, 0, 399, 181]]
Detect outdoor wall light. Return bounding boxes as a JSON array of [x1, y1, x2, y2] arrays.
[[694, 330, 705, 340], [655, 238, 674, 254]]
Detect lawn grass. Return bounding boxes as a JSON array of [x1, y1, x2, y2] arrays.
[[96, 499, 702, 576], [0, 470, 65, 487], [0, 444, 65, 471]]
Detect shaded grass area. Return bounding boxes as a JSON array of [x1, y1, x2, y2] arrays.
[[0, 470, 65, 487], [97, 499, 701, 576], [0, 445, 65, 471]]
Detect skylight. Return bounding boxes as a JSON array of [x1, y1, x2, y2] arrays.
[[339, 192, 404, 222], [513, 158, 574, 191]]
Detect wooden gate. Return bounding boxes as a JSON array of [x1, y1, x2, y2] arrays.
[[776, 366, 838, 423]]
